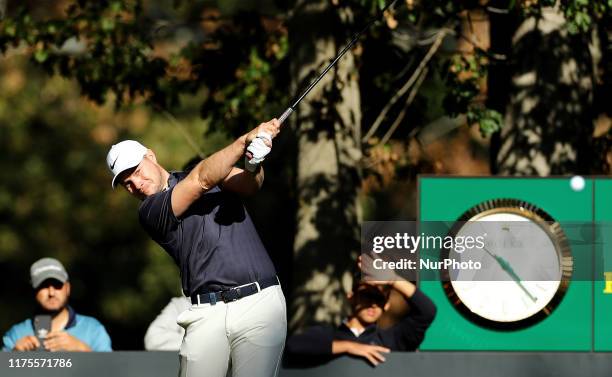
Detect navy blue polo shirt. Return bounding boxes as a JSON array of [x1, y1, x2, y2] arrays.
[[138, 172, 277, 296]]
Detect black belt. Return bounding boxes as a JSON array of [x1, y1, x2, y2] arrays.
[[191, 276, 279, 305]]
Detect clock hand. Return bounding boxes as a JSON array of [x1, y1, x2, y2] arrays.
[[481, 246, 537, 303], [495, 255, 538, 303]]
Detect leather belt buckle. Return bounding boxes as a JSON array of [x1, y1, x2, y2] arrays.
[[221, 287, 242, 302]]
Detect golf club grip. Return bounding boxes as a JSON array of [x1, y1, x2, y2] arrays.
[[278, 107, 294, 126]]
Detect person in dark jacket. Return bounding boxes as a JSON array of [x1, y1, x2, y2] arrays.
[[285, 277, 436, 367]]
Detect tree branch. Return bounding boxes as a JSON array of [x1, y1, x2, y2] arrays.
[[159, 109, 205, 159], [362, 29, 447, 142], [378, 66, 428, 146]]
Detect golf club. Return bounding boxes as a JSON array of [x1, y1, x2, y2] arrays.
[[277, 0, 400, 126], [246, 0, 400, 162]]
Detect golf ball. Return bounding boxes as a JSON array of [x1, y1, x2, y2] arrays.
[[570, 176, 585, 191]]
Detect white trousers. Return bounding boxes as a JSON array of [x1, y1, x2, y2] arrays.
[[177, 285, 287, 377]]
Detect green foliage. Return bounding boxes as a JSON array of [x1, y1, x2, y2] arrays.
[[1, 0, 606, 140], [0, 1, 289, 138], [353, 0, 505, 140], [468, 107, 503, 137], [520, 0, 611, 34], [559, 0, 611, 34], [183, 28, 288, 135], [443, 51, 502, 136], [0, 1, 173, 107], [358, 0, 609, 143]]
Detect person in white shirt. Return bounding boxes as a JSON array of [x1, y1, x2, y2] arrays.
[[144, 296, 191, 351]]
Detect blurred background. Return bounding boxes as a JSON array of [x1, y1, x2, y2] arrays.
[[0, 0, 609, 349]]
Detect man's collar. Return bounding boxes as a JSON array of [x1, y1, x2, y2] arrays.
[[167, 171, 186, 190], [65, 305, 77, 329], [30, 305, 77, 332], [339, 319, 377, 338]]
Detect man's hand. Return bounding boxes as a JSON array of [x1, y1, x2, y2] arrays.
[[13, 335, 40, 351], [245, 119, 281, 172], [245, 119, 280, 145], [43, 331, 91, 352], [358, 254, 400, 285], [245, 134, 272, 171], [358, 255, 417, 298], [332, 340, 390, 366]]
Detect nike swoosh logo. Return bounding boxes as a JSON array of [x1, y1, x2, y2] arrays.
[[110, 156, 119, 170]]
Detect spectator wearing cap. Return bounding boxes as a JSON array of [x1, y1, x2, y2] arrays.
[[1, 258, 112, 352], [285, 278, 436, 367]]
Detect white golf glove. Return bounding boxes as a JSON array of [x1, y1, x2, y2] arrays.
[[245, 132, 272, 172]]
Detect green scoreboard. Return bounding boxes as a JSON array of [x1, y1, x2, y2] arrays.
[[418, 177, 612, 351]]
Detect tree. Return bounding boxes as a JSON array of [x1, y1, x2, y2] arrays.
[[288, 0, 362, 330], [495, 4, 605, 175]]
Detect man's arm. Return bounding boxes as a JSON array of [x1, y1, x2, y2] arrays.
[[87, 320, 113, 352], [220, 167, 264, 196], [171, 119, 279, 217], [10, 335, 40, 352], [392, 280, 437, 326], [3, 325, 38, 352], [43, 331, 91, 352], [286, 326, 390, 367], [380, 281, 436, 351], [390, 280, 417, 300], [2, 329, 16, 351], [332, 341, 390, 366]]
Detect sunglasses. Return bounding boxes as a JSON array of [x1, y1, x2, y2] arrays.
[[355, 289, 388, 308], [36, 279, 65, 290]]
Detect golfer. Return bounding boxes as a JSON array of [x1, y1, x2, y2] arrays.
[[107, 119, 285, 377]]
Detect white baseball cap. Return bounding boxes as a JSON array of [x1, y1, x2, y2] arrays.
[[107, 140, 148, 188]]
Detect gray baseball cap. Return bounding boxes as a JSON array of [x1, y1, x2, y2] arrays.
[[30, 258, 69, 289]]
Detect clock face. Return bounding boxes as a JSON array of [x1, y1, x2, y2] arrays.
[[441, 199, 573, 330]]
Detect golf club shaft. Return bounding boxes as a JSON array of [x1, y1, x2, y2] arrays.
[[277, 0, 399, 126]]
